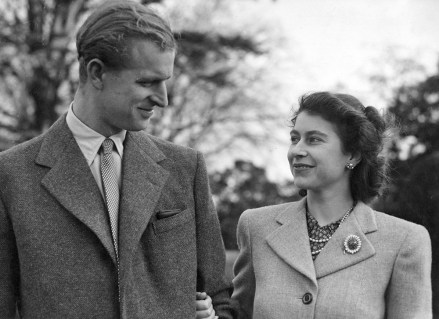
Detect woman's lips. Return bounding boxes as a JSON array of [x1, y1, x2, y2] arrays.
[[292, 163, 314, 172]]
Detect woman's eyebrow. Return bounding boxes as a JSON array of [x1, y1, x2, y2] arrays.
[[306, 130, 328, 137], [290, 129, 328, 137]]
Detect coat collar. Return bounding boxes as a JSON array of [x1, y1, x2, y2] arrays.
[[118, 130, 170, 262], [266, 199, 317, 285], [266, 198, 377, 283], [314, 201, 377, 279], [36, 115, 170, 264]]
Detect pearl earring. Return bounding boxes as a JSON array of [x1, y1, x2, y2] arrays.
[[346, 163, 355, 170]]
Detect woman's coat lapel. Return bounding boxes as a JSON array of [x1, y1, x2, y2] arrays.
[[314, 202, 377, 278], [265, 199, 317, 285], [265, 199, 378, 284]]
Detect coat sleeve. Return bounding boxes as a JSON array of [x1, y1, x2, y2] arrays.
[[231, 211, 256, 319], [193, 152, 234, 319], [0, 191, 19, 318], [386, 224, 432, 319]]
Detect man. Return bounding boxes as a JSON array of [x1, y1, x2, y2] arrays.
[[0, 1, 233, 318]]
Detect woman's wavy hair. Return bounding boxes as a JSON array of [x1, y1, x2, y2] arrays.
[[76, 0, 176, 83], [292, 91, 395, 203]]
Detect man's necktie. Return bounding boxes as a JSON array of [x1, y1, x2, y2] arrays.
[[100, 138, 119, 258]]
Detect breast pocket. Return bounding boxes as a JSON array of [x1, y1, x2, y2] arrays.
[[152, 208, 194, 234]]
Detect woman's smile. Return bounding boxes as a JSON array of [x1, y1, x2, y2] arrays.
[[292, 163, 315, 173]]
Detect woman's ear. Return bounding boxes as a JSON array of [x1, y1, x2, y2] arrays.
[[86, 58, 105, 90], [350, 152, 362, 166]]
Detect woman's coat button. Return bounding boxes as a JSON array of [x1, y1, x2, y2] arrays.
[[302, 292, 313, 304]]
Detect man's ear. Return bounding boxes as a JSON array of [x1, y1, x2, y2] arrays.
[[86, 58, 105, 90]]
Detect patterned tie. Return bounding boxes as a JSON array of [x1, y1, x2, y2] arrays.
[[100, 138, 119, 258]]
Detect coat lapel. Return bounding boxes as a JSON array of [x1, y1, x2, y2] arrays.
[[118, 131, 170, 261], [314, 202, 377, 279], [266, 199, 317, 286], [37, 116, 117, 263]]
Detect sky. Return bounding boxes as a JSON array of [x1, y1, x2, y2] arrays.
[[274, 0, 439, 103], [248, 0, 439, 181], [273, 0, 439, 91]]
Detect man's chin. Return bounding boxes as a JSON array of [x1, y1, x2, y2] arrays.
[[129, 120, 151, 132]]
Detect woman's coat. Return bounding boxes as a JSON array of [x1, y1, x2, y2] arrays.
[[232, 199, 432, 319]]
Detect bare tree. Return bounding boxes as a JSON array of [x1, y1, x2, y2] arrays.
[[148, 0, 287, 159], [0, 0, 87, 148]]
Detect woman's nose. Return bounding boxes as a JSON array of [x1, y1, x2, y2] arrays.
[[290, 141, 308, 157], [288, 145, 306, 163]]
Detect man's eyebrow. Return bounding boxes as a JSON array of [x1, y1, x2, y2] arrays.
[[135, 75, 171, 81]]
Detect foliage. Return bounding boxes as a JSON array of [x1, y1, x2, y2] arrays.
[[388, 74, 439, 153], [0, 0, 86, 149], [210, 160, 299, 250], [367, 47, 429, 107], [373, 60, 439, 316], [377, 61, 439, 218]]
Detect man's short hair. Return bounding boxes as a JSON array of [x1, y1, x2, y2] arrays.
[[76, 0, 176, 83]]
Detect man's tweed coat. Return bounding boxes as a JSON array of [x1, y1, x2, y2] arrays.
[[0, 115, 233, 318]]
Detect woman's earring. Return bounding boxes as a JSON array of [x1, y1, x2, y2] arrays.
[[346, 163, 355, 170]]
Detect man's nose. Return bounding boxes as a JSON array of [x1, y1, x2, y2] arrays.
[[150, 82, 168, 108]]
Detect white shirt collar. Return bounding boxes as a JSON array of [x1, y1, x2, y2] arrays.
[[66, 102, 127, 166]]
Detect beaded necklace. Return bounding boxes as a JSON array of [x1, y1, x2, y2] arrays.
[[306, 202, 356, 258]]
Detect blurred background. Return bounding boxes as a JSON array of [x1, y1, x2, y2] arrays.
[[1, 0, 438, 315]]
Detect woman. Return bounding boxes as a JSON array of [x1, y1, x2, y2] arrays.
[[231, 92, 432, 318]]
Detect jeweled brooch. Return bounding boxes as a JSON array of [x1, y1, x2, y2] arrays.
[[343, 234, 361, 254]]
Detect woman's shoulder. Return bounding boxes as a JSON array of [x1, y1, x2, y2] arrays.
[[241, 200, 302, 220], [373, 209, 430, 244], [238, 200, 305, 233], [374, 209, 426, 231]]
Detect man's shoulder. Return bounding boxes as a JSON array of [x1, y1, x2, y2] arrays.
[[0, 135, 46, 183], [147, 134, 196, 153], [143, 133, 200, 165], [0, 114, 68, 164], [0, 134, 44, 162]]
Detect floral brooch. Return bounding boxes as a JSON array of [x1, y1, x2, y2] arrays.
[[343, 234, 362, 254]]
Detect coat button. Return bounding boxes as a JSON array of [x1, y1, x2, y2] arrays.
[[302, 292, 313, 304]]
